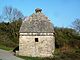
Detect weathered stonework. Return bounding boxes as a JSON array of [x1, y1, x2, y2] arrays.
[[19, 8, 55, 57], [19, 33, 55, 57]]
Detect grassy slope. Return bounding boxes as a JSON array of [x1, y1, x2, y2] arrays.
[[0, 45, 13, 51]]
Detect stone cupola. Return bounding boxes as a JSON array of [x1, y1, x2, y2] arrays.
[[35, 8, 42, 13]]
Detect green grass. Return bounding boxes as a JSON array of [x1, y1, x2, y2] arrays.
[[18, 56, 43, 60], [0, 45, 13, 51], [18, 56, 54, 60]]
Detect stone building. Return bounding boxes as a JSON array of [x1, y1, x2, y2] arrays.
[[19, 8, 55, 57]]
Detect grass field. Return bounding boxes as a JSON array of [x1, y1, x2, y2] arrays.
[[18, 56, 54, 60], [0, 45, 13, 51]]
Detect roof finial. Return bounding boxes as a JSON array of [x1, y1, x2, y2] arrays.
[[35, 8, 42, 13]]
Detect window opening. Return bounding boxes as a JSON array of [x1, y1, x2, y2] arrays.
[[35, 38, 38, 42]]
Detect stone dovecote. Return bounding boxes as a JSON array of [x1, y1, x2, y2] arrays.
[[19, 8, 55, 57]]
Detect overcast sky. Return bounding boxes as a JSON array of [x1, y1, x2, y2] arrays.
[[0, 0, 80, 27]]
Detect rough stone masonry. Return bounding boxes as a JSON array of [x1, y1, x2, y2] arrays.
[[19, 8, 55, 57]]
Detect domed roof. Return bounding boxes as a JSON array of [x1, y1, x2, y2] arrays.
[[19, 8, 54, 33]]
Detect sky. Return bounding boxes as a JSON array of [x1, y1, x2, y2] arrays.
[[0, 0, 80, 27]]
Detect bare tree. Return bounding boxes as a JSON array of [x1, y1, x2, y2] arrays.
[[1, 6, 24, 22], [72, 19, 80, 32]]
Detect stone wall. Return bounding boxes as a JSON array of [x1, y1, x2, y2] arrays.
[[19, 33, 55, 57]]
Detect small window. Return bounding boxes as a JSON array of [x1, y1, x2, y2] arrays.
[[35, 38, 38, 42]]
